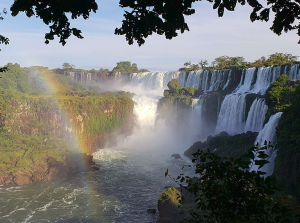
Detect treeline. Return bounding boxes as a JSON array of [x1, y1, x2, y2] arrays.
[[182, 52, 299, 71], [53, 61, 149, 76]]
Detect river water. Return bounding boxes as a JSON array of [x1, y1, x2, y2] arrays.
[[0, 93, 195, 223]]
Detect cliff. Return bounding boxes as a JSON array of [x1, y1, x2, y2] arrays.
[[0, 65, 134, 186]]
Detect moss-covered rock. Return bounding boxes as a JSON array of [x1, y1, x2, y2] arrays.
[[0, 66, 135, 186]]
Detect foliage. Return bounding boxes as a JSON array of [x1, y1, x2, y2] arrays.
[[112, 61, 148, 73], [116, 0, 300, 45], [10, 0, 98, 45], [169, 145, 298, 223], [265, 74, 298, 122], [183, 61, 201, 71], [7, 0, 300, 45], [0, 64, 135, 176], [265, 53, 298, 66], [211, 56, 249, 70], [273, 84, 300, 200], [167, 79, 182, 93], [62, 62, 75, 71]]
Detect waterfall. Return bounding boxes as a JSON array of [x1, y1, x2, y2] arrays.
[[251, 66, 281, 94], [244, 98, 268, 132], [132, 95, 159, 128], [126, 71, 180, 90], [234, 68, 256, 93], [182, 69, 231, 92], [222, 71, 232, 90], [208, 70, 231, 92], [250, 112, 282, 176], [215, 94, 246, 135], [190, 97, 205, 139], [289, 64, 300, 81], [185, 70, 201, 88]]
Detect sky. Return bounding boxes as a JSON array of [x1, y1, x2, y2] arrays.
[[0, 0, 299, 71]]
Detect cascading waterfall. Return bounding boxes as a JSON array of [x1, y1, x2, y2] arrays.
[[250, 112, 282, 176], [244, 98, 268, 132], [234, 68, 256, 93], [121, 71, 181, 90], [289, 64, 300, 81], [182, 69, 231, 92], [190, 97, 205, 139], [132, 95, 159, 128], [215, 94, 246, 135]]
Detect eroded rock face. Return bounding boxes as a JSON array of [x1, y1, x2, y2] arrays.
[[0, 154, 98, 186], [0, 97, 134, 186]]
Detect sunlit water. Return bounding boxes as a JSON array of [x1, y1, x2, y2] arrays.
[[0, 92, 195, 223]]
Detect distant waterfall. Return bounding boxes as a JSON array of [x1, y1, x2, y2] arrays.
[[180, 70, 231, 92], [234, 68, 256, 93], [251, 66, 281, 94], [190, 97, 206, 138], [289, 64, 300, 81], [244, 98, 268, 132], [123, 71, 181, 90], [215, 94, 246, 135], [250, 112, 282, 176]]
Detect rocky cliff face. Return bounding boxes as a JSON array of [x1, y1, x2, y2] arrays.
[[0, 94, 134, 186]]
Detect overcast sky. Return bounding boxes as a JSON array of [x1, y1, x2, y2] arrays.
[[1, 0, 299, 71]]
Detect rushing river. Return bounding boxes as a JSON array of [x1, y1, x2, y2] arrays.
[[0, 93, 195, 223]]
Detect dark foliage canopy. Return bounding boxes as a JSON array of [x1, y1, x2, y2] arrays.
[[7, 0, 300, 46]]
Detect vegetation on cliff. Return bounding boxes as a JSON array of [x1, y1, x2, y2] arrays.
[[264, 75, 300, 200], [180, 53, 299, 72], [157, 79, 200, 118], [168, 145, 299, 223], [0, 64, 134, 185]]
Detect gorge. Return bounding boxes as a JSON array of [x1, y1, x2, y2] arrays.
[[0, 62, 300, 222]]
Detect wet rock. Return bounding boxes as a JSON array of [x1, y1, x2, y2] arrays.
[[147, 209, 156, 214], [171, 154, 181, 159]]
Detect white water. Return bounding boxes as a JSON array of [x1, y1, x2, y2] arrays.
[[250, 112, 282, 176], [215, 94, 246, 135], [244, 98, 268, 132]]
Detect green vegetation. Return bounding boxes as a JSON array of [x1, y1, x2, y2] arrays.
[[181, 53, 299, 71], [265, 74, 299, 123], [112, 61, 149, 74], [0, 130, 71, 174], [263, 77, 300, 201], [0, 64, 134, 182], [169, 145, 299, 222], [158, 79, 201, 119]]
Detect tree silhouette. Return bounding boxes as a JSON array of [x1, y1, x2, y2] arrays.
[[6, 0, 300, 46]]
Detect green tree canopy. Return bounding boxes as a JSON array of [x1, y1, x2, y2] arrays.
[[169, 145, 298, 222], [112, 61, 144, 73], [212, 56, 248, 69]]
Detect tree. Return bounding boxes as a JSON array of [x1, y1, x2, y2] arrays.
[[198, 60, 208, 69], [265, 53, 298, 66], [167, 79, 182, 93], [212, 56, 247, 69], [184, 62, 192, 68], [6, 0, 300, 46], [112, 61, 142, 73], [167, 145, 298, 222], [62, 63, 75, 71]]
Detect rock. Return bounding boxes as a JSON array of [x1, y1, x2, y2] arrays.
[[147, 209, 156, 214], [171, 154, 181, 159], [157, 187, 183, 223]]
